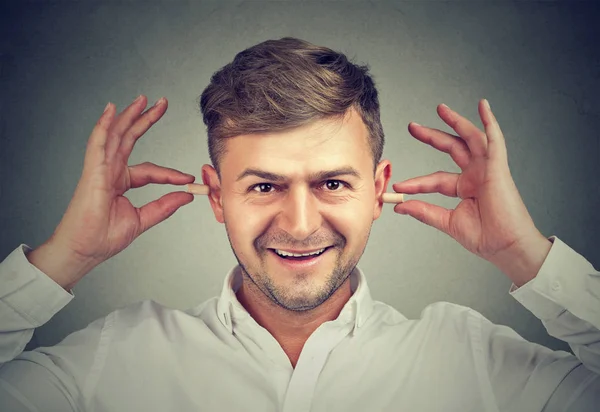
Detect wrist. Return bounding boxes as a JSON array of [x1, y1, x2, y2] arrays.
[[489, 232, 553, 288], [26, 238, 99, 291]]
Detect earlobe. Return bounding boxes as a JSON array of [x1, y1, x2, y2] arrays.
[[201, 164, 225, 224], [373, 160, 392, 221]]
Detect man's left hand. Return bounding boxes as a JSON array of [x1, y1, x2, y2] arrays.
[[393, 99, 552, 287]]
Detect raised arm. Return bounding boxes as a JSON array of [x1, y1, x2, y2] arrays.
[[0, 95, 195, 410], [392, 100, 599, 409]]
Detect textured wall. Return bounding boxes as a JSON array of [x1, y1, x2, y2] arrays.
[[1, 1, 599, 353]]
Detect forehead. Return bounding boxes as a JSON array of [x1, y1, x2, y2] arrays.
[[220, 108, 372, 180]]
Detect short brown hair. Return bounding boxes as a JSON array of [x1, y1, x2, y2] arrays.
[[198, 37, 384, 177]]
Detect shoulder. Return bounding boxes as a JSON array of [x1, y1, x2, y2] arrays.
[[418, 301, 497, 337], [373, 299, 485, 327], [371, 300, 496, 345], [108, 298, 218, 337], [110, 297, 218, 322], [420, 301, 482, 322]]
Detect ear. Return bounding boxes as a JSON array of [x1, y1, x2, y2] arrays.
[[373, 159, 392, 221], [201, 164, 225, 224]]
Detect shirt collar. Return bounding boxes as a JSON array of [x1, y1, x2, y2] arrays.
[[216, 265, 374, 336]]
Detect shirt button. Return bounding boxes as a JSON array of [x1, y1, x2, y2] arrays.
[[551, 281, 561, 291]]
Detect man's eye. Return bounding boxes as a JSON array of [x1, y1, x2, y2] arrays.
[[323, 180, 348, 191], [249, 180, 348, 194], [251, 183, 275, 193]]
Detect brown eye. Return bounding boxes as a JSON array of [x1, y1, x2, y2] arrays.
[[324, 180, 345, 191], [252, 183, 274, 193]]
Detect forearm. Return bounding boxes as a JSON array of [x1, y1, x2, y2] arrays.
[[0, 244, 73, 363], [26, 238, 98, 291], [487, 235, 600, 410], [0, 252, 101, 410], [508, 235, 600, 374]]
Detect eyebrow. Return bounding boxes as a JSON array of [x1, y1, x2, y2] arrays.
[[235, 166, 362, 182]]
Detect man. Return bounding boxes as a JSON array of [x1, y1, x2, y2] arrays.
[[0, 37, 598, 411]]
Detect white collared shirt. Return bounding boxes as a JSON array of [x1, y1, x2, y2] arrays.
[[0, 235, 599, 411]]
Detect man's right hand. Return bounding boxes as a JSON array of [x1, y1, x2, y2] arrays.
[[27, 95, 196, 290]]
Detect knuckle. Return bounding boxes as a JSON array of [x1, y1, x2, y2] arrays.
[[121, 130, 135, 144], [106, 128, 119, 140], [451, 139, 467, 153], [123, 113, 156, 145], [143, 111, 158, 127]]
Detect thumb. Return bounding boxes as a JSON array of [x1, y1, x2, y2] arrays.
[[138, 192, 194, 234], [394, 200, 451, 235]]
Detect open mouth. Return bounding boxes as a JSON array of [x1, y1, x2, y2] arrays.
[[269, 246, 333, 261]]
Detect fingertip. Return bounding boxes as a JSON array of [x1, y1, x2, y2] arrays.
[[394, 205, 407, 215], [152, 97, 167, 110], [480, 99, 498, 126], [436, 103, 452, 119], [173, 192, 195, 211], [392, 181, 410, 190], [100, 102, 115, 123]]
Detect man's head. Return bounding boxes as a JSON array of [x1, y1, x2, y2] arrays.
[[199, 37, 391, 311]]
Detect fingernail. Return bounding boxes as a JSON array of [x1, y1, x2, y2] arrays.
[[410, 122, 420, 127], [153, 97, 165, 107], [440, 103, 449, 109], [103, 102, 111, 113], [135, 95, 143, 103], [484, 99, 491, 110]]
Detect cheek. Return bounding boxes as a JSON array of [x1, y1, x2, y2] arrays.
[[224, 200, 372, 250], [224, 204, 273, 247], [327, 203, 373, 238]]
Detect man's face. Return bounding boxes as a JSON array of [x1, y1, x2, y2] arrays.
[[202, 108, 391, 311]]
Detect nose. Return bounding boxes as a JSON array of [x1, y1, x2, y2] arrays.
[[277, 186, 323, 241]]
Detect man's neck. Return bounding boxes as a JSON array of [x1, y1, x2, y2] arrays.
[[235, 274, 353, 368]]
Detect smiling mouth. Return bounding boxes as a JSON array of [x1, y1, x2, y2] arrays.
[[269, 246, 333, 260]]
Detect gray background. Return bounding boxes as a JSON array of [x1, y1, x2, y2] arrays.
[[1, 0, 599, 354]]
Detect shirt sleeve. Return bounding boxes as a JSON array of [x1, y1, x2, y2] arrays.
[[0, 244, 108, 411], [477, 235, 600, 411]]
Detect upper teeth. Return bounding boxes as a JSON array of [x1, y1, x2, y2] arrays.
[[275, 248, 326, 257]]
